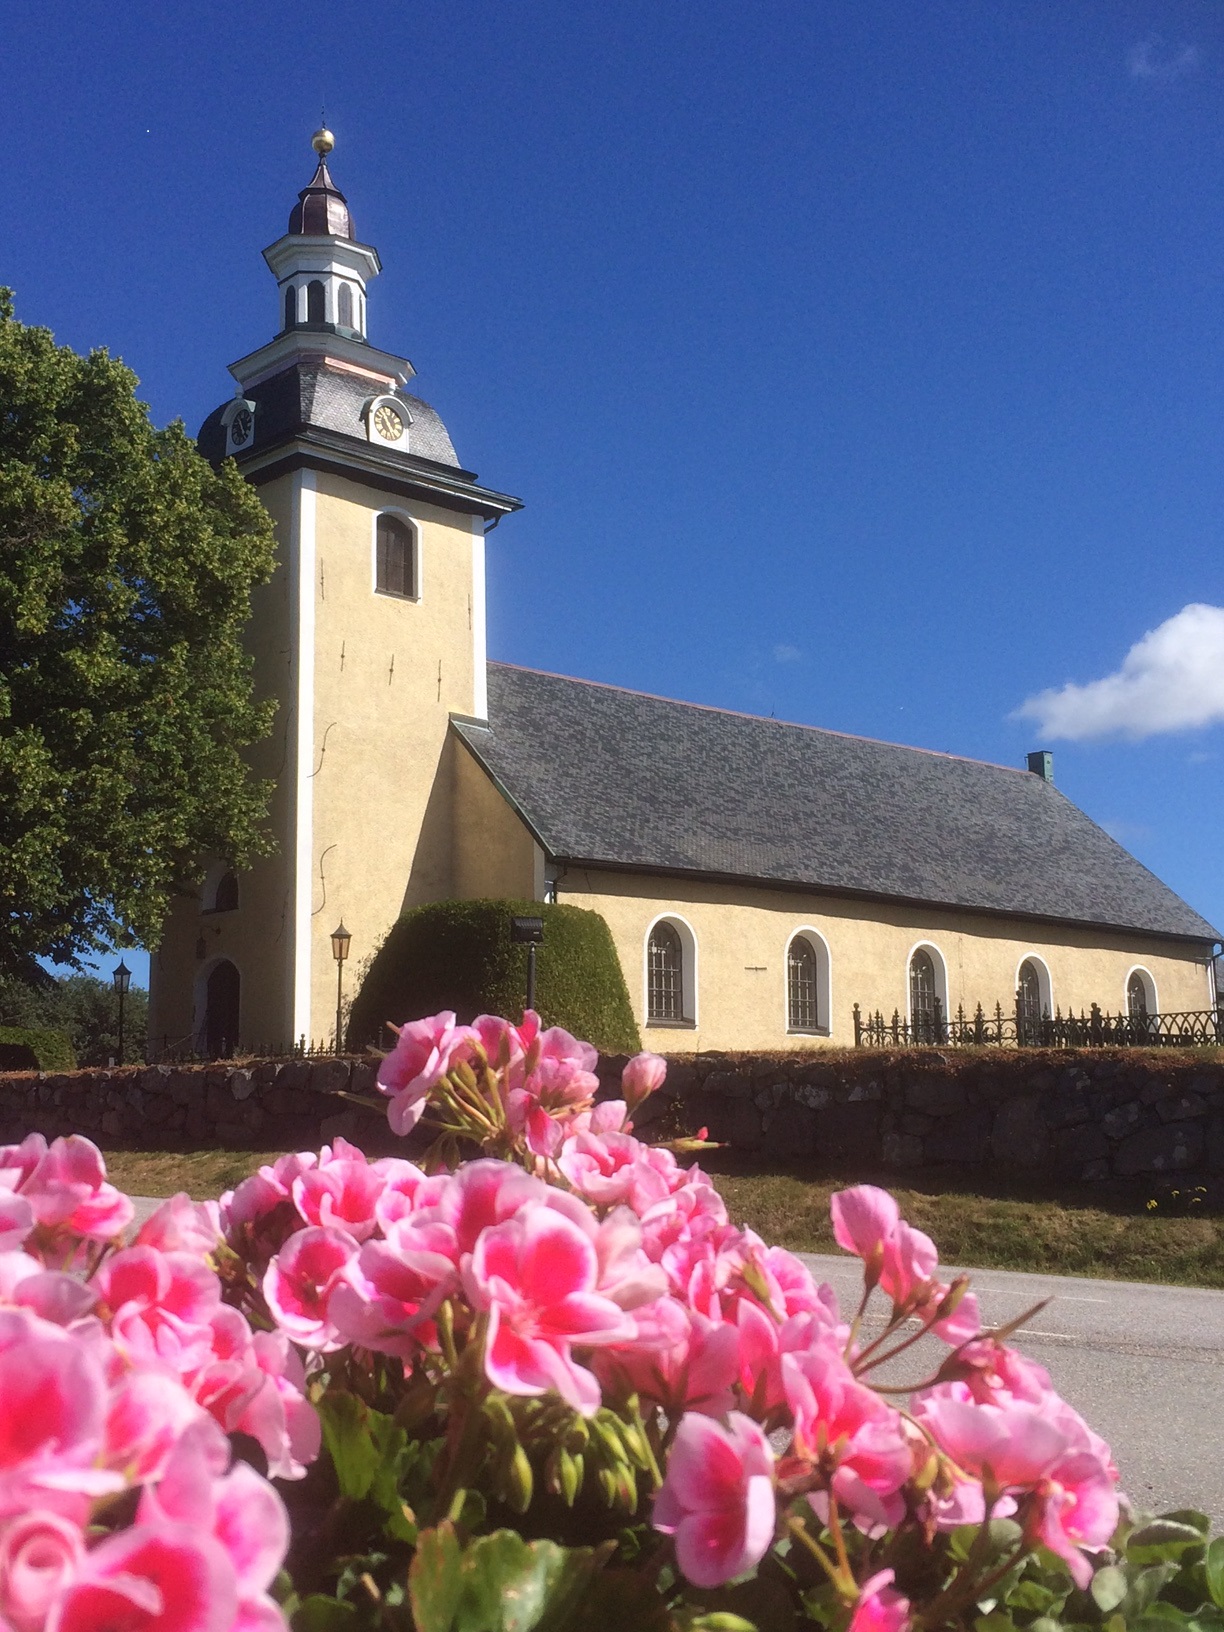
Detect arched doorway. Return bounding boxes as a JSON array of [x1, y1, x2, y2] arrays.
[[203, 961, 240, 1058]]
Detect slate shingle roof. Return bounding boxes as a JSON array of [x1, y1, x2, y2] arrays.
[[453, 664, 1219, 943], [198, 361, 461, 469]]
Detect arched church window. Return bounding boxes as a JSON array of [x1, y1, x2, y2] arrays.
[[307, 280, 325, 324], [284, 286, 297, 331], [647, 923, 684, 1024], [787, 937, 819, 1031], [1127, 971, 1149, 1019], [337, 283, 353, 328], [909, 948, 942, 1042], [1017, 958, 1042, 1044], [375, 515, 415, 599]]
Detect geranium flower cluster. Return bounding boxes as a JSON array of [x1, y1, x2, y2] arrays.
[[216, 1010, 1123, 1628], [0, 1132, 308, 1632]]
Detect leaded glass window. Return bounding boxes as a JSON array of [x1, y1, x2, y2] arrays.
[[909, 948, 940, 1042], [788, 938, 819, 1030], [648, 923, 684, 1023], [1127, 972, 1148, 1020]]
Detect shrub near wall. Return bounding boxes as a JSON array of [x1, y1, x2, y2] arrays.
[[349, 898, 641, 1055], [0, 1025, 75, 1071]]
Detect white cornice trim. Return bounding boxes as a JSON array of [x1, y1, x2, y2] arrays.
[[229, 330, 415, 390]]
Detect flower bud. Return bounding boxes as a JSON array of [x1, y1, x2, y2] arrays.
[[506, 1444, 533, 1513], [560, 1449, 582, 1507], [621, 1051, 667, 1112]]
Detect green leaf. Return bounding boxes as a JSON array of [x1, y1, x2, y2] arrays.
[[292, 1596, 360, 1632], [1206, 1539, 1224, 1609], [409, 1522, 463, 1632], [1091, 1567, 1130, 1614], [687, 1617, 759, 1631], [318, 1393, 381, 1502], [1129, 1522, 1208, 1565], [1007, 1581, 1060, 1614], [450, 1531, 607, 1632]]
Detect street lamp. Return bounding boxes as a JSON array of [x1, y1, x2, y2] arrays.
[[331, 923, 351, 1056], [112, 960, 132, 1065], [509, 916, 544, 1011]]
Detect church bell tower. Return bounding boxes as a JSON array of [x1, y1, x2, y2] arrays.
[[147, 131, 522, 1056]]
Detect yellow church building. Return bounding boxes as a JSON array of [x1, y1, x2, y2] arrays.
[[147, 134, 1220, 1058]]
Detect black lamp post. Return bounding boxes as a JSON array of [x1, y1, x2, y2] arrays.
[[331, 923, 351, 1055], [510, 916, 544, 1011], [112, 960, 132, 1065]]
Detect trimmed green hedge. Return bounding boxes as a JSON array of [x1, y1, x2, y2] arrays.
[[350, 899, 640, 1056], [0, 1026, 76, 1072]]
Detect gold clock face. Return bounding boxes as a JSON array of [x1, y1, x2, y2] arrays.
[[373, 404, 405, 442]]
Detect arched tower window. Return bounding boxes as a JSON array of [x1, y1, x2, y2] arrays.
[[307, 280, 325, 323], [375, 515, 415, 599], [787, 937, 819, 1031], [647, 923, 685, 1024], [284, 286, 297, 331], [909, 948, 942, 1042], [213, 871, 239, 913], [337, 283, 353, 328]]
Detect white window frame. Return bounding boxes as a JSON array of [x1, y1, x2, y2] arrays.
[[1014, 953, 1053, 1018], [643, 912, 698, 1029], [200, 860, 239, 914], [784, 926, 832, 1036], [371, 509, 422, 602], [1125, 965, 1159, 1017], [905, 940, 949, 1028]]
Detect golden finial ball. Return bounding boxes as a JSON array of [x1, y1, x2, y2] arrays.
[[312, 127, 335, 157]]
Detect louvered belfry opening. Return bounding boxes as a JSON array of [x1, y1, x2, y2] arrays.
[[376, 516, 414, 598], [648, 922, 684, 1023]]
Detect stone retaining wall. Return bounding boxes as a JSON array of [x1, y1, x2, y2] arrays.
[[0, 1058, 388, 1151], [2, 1048, 1224, 1181], [635, 1048, 1224, 1179]]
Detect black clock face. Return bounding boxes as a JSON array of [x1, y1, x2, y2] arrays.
[[231, 409, 253, 447]]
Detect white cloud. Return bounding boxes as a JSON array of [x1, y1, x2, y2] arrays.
[[1013, 603, 1224, 741], [773, 643, 802, 664], [1129, 37, 1201, 80]]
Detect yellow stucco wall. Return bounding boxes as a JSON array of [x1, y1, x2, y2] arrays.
[[148, 474, 298, 1053], [304, 472, 481, 1046], [452, 739, 540, 900], [556, 866, 1215, 1053]]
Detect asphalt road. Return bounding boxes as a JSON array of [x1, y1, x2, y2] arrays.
[[126, 1198, 1224, 1524], [800, 1252, 1224, 1526]]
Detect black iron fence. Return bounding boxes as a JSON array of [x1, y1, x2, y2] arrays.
[[853, 999, 1224, 1050], [140, 1035, 353, 1065]]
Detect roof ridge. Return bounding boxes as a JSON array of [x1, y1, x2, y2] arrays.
[[486, 661, 1033, 779]]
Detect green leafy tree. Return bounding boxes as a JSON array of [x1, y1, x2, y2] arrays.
[[0, 290, 277, 978], [0, 971, 149, 1066]]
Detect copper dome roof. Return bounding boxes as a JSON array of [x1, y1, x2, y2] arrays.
[[288, 157, 354, 239]]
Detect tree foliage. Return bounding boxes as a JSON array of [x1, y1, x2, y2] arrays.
[[0, 290, 277, 976], [0, 971, 148, 1067]]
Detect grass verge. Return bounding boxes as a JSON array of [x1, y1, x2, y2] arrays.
[[101, 1146, 1224, 1289]]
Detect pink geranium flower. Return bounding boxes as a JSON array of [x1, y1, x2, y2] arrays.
[[262, 1228, 357, 1352], [652, 1411, 775, 1588], [849, 1569, 911, 1632], [19, 1138, 133, 1242], [0, 1511, 84, 1632], [558, 1130, 677, 1214], [377, 1012, 475, 1135], [135, 1196, 221, 1257], [463, 1207, 633, 1416], [50, 1524, 237, 1632], [782, 1347, 912, 1531]]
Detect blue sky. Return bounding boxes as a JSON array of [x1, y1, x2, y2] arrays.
[[7, 0, 1224, 989]]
